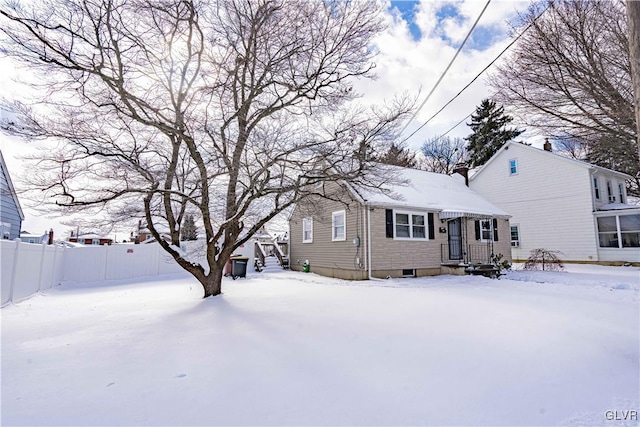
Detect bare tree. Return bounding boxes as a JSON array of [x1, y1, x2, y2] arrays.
[[490, 0, 639, 192], [0, 0, 413, 298], [420, 136, 467, 174]]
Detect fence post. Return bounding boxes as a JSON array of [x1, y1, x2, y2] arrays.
[[36, 242, 47, 293], [103, 243, 109, 280], [8, 238, 21, 304], [155, 243, 161, 275], [50, 243, 58, 289]]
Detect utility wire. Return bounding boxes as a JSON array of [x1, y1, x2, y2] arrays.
[[401, 1, 554, 146], [399, 0, 492, 135]]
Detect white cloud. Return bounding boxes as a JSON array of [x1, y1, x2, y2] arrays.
[[355, 0, 533, 150]]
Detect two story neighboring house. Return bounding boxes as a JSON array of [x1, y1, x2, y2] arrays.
[[0, 150, 24, 240], [469, 141, 639, 264], [289, 164, 512, 280]]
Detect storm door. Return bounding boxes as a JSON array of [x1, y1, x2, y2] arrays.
[[448, 218, 463, 260]]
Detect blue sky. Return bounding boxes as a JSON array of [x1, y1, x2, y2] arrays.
[[389, 0, 509, 50]]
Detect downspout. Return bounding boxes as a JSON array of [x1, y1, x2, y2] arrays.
[[367, 204, 372, 279], [589, 169, 598, 212], [366, 204, 385, 282]]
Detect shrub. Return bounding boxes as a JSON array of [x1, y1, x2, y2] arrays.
[[523, 249, 565, 271]]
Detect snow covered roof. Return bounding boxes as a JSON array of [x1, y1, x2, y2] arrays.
[[75, 233, 112, 240], [598, 203, 640, 211], [350, 165, 510, 218], [471, 141, 633, 181]]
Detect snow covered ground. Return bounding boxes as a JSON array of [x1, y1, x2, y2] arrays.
[[2, 264, 639, 426]]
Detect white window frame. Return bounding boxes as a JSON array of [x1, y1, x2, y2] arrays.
[[508, 158, 518, 175], [479, 219, 494, 242], [606, 180, 614, 202], [331, 210, 346, 242], [593, 177, 600, 200], [393, 210, 428, 240], [618, 183, 626, 204], [302, 217, 313, 243], [510, 225, 520, 248]]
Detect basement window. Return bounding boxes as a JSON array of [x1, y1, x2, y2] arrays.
[[402, 269, 415, 277]]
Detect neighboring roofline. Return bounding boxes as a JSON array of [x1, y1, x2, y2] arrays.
[[470, 141, 634, 182], [0, 150, 25, 220]]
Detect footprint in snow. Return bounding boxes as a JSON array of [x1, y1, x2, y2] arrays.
[[175, 374, 187, 378]]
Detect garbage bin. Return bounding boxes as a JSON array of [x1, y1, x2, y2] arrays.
[[231, 256, 249, 279], [224, 254, 242, 277]]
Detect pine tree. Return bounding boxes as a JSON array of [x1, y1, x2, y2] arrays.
[[465, 99, 524, 167], [376, 142, 417, 168], [181, 214, 198, 241]]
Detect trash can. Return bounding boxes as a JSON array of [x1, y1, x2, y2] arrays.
[[231, 256, 249, 279], [224, 254, 241, 277]]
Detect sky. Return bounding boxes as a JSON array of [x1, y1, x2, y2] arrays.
[[0, 0, 537, 237]]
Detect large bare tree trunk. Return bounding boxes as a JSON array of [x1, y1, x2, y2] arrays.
[[204, 268, 224, 298], [628, 0, 640, 165]]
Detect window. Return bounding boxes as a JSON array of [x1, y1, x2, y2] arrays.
[[620, 215, 640, 248], [510, 225, 520, 247], [1, 222, 10, 239], [597, 216, 618, 248], [332, 210, 346, 241], [593, 177, 600, 200], [509, 159, 518, 175], [618, 183, 626, 204], [394, 211, 427, 240], [302, 218, 313, 243], [480, 220, 492, 241], [606, 180, 614, 202], [475, 219, 499, 242], [92, 238, 100, 245]]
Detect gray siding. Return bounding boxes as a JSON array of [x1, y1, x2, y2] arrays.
[[368, 207, 443, 274], [290, 183, 512, 280], [289, 182, 367, 278], [0, 163, 22, 240]]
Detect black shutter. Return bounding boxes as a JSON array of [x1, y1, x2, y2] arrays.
[[428, 213, 435, 240], [385, 209, 393, 238], [493, 218, 499, 241], [475, 220, 481, 240]]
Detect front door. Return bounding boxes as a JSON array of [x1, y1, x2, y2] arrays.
[[448, 218, 463, 260]]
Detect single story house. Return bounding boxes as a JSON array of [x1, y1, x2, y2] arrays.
[[289, 164, 512, 280]]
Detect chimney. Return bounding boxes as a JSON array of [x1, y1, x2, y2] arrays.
[[48, 228, 54, 245], [453, 163, 469, 186], [543, 138, 552, 152]]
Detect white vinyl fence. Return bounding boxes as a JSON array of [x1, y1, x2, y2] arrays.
[[1, 239, 254, 307]]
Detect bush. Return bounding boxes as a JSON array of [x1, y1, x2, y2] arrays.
[[491, 253, 512, 272], [523, 249, 565, 271]]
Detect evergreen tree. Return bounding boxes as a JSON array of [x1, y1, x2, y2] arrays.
[[465, 99, 524, 167], [376, 142, 417, 168], [181, 215, 198, 241]]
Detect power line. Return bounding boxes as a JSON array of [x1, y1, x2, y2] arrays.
[[399, 0, 492, 135], [401, 1, 554, 146]]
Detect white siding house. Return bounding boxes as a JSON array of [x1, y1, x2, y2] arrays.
[[469, 141, 638, 264]]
